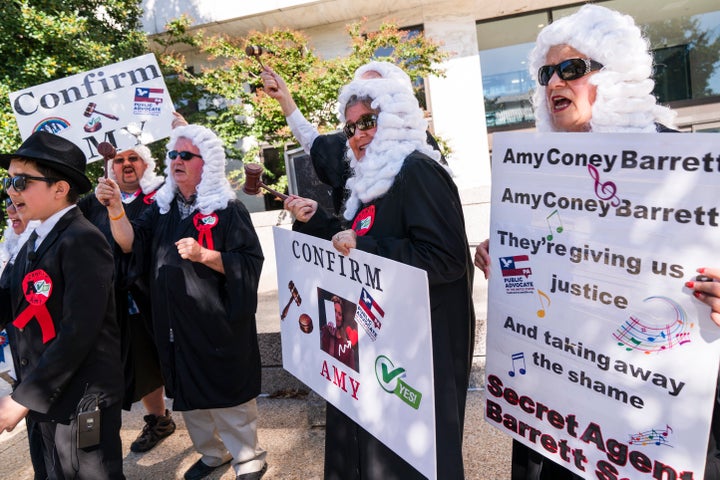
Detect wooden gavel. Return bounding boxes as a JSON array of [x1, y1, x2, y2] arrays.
[[97, 142, 116, 206], [280, 280, 302, 320], [242, 163, 288, 200]]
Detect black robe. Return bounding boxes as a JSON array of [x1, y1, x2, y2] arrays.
[[295, 151, 475, 479], [128, 198, 264, 411], [79, 189, 163, 409]]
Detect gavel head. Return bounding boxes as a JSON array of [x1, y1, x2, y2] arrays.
[[97, 142, 116, 160], [84, 102, 97, 117], [245, 45, 265, 57], [242, 163, 264, 195]]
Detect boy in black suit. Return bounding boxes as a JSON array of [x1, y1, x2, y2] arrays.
[[0, 131, 124, 479]]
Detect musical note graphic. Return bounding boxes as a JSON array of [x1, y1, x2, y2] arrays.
[[545, 210, 564, 241], [613, 296, 691, 354], [628, 424, 673, 447], [587, 164, 621, 206], [508, 352, 527, 377], [536, 290, 550, 318]]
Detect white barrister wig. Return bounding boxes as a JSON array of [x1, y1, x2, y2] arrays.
[[337, 66, 444, 220], [0, 219, 40, 274], [529, 4, 676, 133], [106, 144, 165, 195], [353, 61, 414, 89], [154, 125, 236, 215]]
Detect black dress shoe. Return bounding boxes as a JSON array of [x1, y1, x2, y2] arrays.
[[185, 459, 227, 480], [236, 462, 268, 480]]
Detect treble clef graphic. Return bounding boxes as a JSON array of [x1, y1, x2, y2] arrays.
[[587, 164, 620, 206]]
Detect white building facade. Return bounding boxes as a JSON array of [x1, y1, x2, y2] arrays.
[[141, 0, 720, 193]]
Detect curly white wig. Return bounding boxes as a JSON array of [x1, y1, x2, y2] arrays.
[[154, 125, 236, 215], [337, 64, 443, 220], [0, 219, 40, 273], [353, 61, 414, 88], [529, 4, 675, 133], [106, 144, 164, 195]]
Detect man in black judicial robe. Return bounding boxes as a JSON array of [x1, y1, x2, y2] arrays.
[[97, 124, 268, 480]]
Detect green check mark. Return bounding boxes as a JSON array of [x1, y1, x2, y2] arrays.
[[381, 363, 405, 383]]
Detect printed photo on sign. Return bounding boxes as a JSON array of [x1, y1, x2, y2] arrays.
[[317, 288, 359, 373]]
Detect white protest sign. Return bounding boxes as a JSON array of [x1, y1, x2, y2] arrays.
[[273, 227, 436, 479], [9, 53, 174, 161], [485, 132, 720, 479]]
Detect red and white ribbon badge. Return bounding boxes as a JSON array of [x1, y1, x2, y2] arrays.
[[143, 189, 158, 204], [193, 212, 219, 250], [351, 205, 375, 236], [13, 269, 56, 344]]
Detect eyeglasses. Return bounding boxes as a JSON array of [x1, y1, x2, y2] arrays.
[[4, 198, 14, 211], [113, 155, 140, 165], [343, 113, 378, 138], [2, 175, 59, 192], [168, 150, 203, 161], [537, 58, 604, 86]]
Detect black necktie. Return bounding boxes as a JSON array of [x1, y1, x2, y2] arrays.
[[26, 230, 39, 263]]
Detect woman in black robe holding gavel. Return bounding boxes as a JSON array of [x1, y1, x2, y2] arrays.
[[283, 64, 476, 480]]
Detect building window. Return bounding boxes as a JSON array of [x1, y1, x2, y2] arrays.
[[477, 12, 547, 129], [372, 25, 429, 110], [478, 0, 720, 131]]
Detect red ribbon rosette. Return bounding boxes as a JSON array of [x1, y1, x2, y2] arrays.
[[143, 189, 158, 204], [193, 212, 219, 250], [351, 205, 375, 236], [13, 269, 56, 344]]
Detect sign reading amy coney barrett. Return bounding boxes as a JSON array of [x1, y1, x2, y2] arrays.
[[486, 132, 720, 479], [9, 53, 174, 162], [273, 227, 436, 480]]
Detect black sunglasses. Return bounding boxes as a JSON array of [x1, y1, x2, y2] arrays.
[[343, 113, 378, 138], [2, 174, 59, 192], [538, 58, 604, 86], [113, 155, 140, 164], [168, 150, 203, 161]]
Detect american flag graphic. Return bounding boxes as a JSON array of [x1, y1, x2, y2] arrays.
[[134, 87, 164, 104], [500, 255, 532, 278]]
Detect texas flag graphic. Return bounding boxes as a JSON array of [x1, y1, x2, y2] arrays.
[[355, 288, 385, 341], [500, 255, 532, 278], [134, 87, 164, 104]]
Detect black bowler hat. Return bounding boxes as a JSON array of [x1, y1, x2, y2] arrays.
[[0, 131, 91, 194]]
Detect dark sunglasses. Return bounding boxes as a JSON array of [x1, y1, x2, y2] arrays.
[[113, 155, 140, 164], [2, 174, 59, 192], [343, 113, 378, 138], [168, 150, 203, 161], [538, 58, 604, 86]]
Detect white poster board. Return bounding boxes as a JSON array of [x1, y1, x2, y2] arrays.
[[9, 53, 174, 161], [485, 132, 720, 479], [273, 227, 436, 479]]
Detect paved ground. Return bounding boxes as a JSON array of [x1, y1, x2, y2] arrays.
[[0, 390, 511, 480]]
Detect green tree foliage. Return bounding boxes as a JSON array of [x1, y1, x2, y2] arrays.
[[0, 0, 148, 157], [154, 16, 449, 195]]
